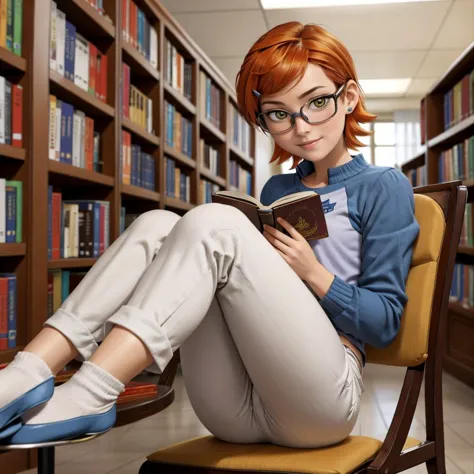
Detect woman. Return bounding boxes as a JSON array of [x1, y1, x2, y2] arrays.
[[0, 21, 419, 448]]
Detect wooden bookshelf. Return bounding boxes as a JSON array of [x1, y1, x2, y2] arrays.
[[401, 41, 474, 389], [0, 1, 256, 471]]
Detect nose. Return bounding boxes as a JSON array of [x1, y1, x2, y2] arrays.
[[293, 114, 312, 136]]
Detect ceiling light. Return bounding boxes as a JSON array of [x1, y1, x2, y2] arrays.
[[261, 0, 442, 9], [358, 78, 412, 95]]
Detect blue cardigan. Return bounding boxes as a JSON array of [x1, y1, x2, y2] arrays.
[[260, 154, 420, 366]]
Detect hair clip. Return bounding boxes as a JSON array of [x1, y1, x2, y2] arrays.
[[252, 90, 261, 98]]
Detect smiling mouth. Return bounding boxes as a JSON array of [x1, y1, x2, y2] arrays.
[[298, 138, 321, 146]]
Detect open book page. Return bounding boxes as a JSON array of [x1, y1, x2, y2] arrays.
[[213, 190, 262, 207], [270, 191, 317, 208]]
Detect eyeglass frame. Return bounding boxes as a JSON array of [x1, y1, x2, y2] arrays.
[[255, 82, 347, 135]]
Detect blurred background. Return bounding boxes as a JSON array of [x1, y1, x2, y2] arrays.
[[160, 0, 473, 192]]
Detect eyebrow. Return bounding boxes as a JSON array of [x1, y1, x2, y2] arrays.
[[260, 85, 326, 107]]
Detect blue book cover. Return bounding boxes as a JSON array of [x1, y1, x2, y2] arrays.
[[5, 186, 16, 243], [64, 21, 76, 82], [61, 270, 70, 303], [60, 102, 74, 164]]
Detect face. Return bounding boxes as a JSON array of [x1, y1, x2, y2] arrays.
[[258, 63, 359, 164]]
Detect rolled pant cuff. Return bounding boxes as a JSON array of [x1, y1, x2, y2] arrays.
[[45, 308, 99, 361], [106, 305, 174, 374]]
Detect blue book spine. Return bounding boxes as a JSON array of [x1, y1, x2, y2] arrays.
[[5, 186, 16, 243], [93, 202, 100, 257], [7, 275, 16, 348], [61, 270, 70, 302], [64, 103, 74, 164], [64, 21, 76, 81]]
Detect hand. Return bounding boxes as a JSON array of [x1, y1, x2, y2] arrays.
[[263, 217, 320, 281]]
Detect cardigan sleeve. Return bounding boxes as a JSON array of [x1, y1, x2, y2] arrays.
[[318, 169, 420, 348]]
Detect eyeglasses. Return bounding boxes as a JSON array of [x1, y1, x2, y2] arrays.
[[256, 83, 346, 135]]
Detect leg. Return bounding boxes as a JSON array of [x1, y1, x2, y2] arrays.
[[0, 210, 180, 430], [180, 297, 266, 444], [100, 203, 362, 447], [9, 204, 362, 447]]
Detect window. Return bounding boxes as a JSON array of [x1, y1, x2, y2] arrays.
[[280, 118, 407, 173]]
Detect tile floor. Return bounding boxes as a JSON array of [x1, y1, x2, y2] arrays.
[[18, 364, 474, 474]]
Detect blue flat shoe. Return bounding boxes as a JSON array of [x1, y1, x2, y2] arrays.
[[5, 405, 116, 445], [0, 377, 55, 432], [0, 419, 22, 440]]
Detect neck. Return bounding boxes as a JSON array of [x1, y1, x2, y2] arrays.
[[306, 138, 352, 186]]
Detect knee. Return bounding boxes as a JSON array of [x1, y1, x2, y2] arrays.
[[129, 209, 181, 234], [180, 203, 252, 234]]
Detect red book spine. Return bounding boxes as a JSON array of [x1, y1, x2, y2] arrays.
[[99, 203, 105, 255], [0, 279, 8, 350], [122, 0, 127, 40], [12, 84, 23, 148], [101, 54, 108, 103], [52, 192, 62, 260]]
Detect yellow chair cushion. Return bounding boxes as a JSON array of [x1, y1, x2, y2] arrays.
[[146, 435, 421, 474], [366, 193, 445, 367]]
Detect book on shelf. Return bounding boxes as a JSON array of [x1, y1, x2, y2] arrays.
[[48, 95, 101, 171], [50, 3, 109, 102], [229, 160, 252, 194], [164, 38, 193, 100], [121, 130, 156, 189], [122, 0, 159, 67], [442, 69, 474, 130], [212, 190, 329, 241], [165, 157, 191, 202], [47, 269, 87, 318], [164, 100, 193, 157], [0, 179, 22, 243], [0, 273, 17, 350], [450, 262, 474, 309], [48, 188, 110, 260], [0, 76, 23, 147], [122, 63, 153, 133], [200, 70, 221, 128], [230, 103, 251, 155], [201, 179, 221, 204], [438, 136, 474, 181], [0, 0, 23, 56]]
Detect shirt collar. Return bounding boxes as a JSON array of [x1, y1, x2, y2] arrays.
[[295, 153, 370, 184]]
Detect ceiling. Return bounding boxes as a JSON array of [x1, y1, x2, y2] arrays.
[[159, 0, 474, 113]]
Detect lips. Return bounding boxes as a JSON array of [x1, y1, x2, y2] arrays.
[[298, 138, 321, 146]]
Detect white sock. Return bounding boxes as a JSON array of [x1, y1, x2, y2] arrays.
[[0, 351, 53, 411], [24, 361, 125, 425]]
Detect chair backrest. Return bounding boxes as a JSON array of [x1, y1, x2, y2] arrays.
[[360, 183, 467, 474], [366, 181, 467, 367]]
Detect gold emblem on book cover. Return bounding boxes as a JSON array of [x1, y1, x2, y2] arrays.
[[287, 205, 319, 238]]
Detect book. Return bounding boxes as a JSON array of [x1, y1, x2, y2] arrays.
[[211, 190, 329, 241]]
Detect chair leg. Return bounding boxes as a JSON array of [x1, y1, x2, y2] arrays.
[[38, 446, 55, 474], [426, 456, 446, 474]]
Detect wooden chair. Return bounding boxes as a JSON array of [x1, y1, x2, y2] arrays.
[[138, 181, 467, 474]]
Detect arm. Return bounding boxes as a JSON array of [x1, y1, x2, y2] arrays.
[[315, 169, 420, 348]]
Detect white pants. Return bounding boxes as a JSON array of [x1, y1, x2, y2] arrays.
[[45, 203, 364, 448]]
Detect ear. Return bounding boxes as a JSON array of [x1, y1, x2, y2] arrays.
[[343, 79, 359, 113]]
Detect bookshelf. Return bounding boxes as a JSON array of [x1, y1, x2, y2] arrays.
[[0, 0, 256, 471], [401, 40, 474, 389]]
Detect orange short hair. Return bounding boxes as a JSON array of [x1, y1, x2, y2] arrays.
[[235, 22, 377, 169]]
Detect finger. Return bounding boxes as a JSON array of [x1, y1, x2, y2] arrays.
[[264, 230, 292, 254], [276, 217, 304, 241], [264, 224, 295, 246]]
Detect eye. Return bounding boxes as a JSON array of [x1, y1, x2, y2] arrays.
[[267, 110, 289, 122], [309, 97, 329, 109]]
